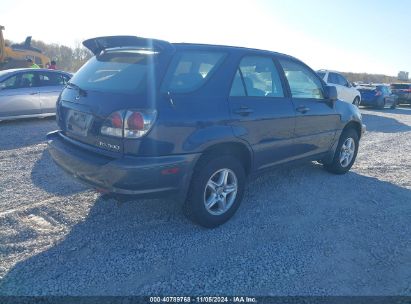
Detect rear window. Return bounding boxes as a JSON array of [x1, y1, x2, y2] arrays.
[[391, 84, 411, 89], [69, 49, 158, 94], [161, 51, 226, 93]]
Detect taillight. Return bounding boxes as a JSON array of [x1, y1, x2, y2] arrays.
[[101, 111, 125, 137], [111, 112, 123, 128], [124, 110, 157, 138], [375, 90, 382, 96], [100, 109, 157, 138]]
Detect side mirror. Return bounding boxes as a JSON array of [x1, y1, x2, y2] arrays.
[[324, 85, 338, 101]]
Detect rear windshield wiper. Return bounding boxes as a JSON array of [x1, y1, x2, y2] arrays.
[[67, 82, 87, 97]]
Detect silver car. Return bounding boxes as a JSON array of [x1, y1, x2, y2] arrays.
[[0, 68, 71, 121]]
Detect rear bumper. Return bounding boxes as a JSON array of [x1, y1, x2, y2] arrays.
[[47, 131, 199, 198]]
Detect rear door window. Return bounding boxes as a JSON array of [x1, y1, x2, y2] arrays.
[[162, 51, 226, 93], [279, 59, 324, 99], [230, 55, 284, 97], [328, 73, 339, 85], [37, 72, 51, 86], [336, 74, 349, 86]]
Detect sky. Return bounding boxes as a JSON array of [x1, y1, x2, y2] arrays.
[[1, 0, 410, 76]]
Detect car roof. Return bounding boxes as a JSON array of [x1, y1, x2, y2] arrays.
[[172, 43, 304, 64], [83, 35, 298, 60], [172, 42, 294, 58], [1, 68, 69, 73], [0, 68, 71, 78], [317, 69, 341, 74], [83, 36, 302, 63], [358, 84, 385, 87]]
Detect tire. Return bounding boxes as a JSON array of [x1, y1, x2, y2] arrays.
[[183, 154, 246, 228], [324, 128, 359, 175], [353, 97, 360, 107], [390, 99, 398, 109], [378, 98, 386, 109]]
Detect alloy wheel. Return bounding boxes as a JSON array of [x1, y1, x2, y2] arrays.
[[203, 168, 238, 216], [339, 137, 355, 167]]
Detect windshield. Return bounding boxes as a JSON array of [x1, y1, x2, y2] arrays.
[[69, 49, 159, 94]]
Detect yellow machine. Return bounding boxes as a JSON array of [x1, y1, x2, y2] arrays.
[[0, 25, 50, 70]]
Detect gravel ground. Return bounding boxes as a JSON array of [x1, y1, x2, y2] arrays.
[[0, 107, 410, 296]]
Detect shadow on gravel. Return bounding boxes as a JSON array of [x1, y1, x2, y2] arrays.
[[2, 163, 411, 295], [362, 113, 411, 133], [30, 150, 87, 196], [361, 106, 411, 116], [0, 117, 56, 151], [391, 107, 411, 115]]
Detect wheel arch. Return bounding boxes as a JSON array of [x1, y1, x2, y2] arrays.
[[196, 141, 253, 176], [342, 120, 362, 139]]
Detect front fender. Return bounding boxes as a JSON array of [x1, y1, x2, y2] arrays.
[[322, 100, 365, 164]]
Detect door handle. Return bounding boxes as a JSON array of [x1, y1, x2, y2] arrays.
[[30, 92, 39, 95], [234, 106, 253, 116], [296, 105, 310, 114]]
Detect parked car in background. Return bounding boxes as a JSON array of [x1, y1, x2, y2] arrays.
[[390, 83, 411, 105], [47, 36, 365, 228], [357, 84, 398, 109], [317, 70, 361, 106], [0, 68, 71, 121]]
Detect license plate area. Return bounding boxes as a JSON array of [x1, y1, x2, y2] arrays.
[[66, 110, 92, 137]]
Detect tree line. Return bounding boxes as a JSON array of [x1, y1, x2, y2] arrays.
[[5, 38, 410, 84], [341, 72, 409, 84]]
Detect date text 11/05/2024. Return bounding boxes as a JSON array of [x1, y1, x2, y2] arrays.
[[149, 296, 257, 303]]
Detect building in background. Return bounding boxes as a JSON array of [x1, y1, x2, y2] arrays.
[[398, 71, 409, 81]]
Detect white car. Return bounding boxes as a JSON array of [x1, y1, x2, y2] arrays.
[[317, 70, 361, 106]]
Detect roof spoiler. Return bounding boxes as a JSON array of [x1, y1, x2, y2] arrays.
[[82, 36, 174, 55]]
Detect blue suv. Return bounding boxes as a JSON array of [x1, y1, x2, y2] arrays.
[[47, 36, 365, 227]]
